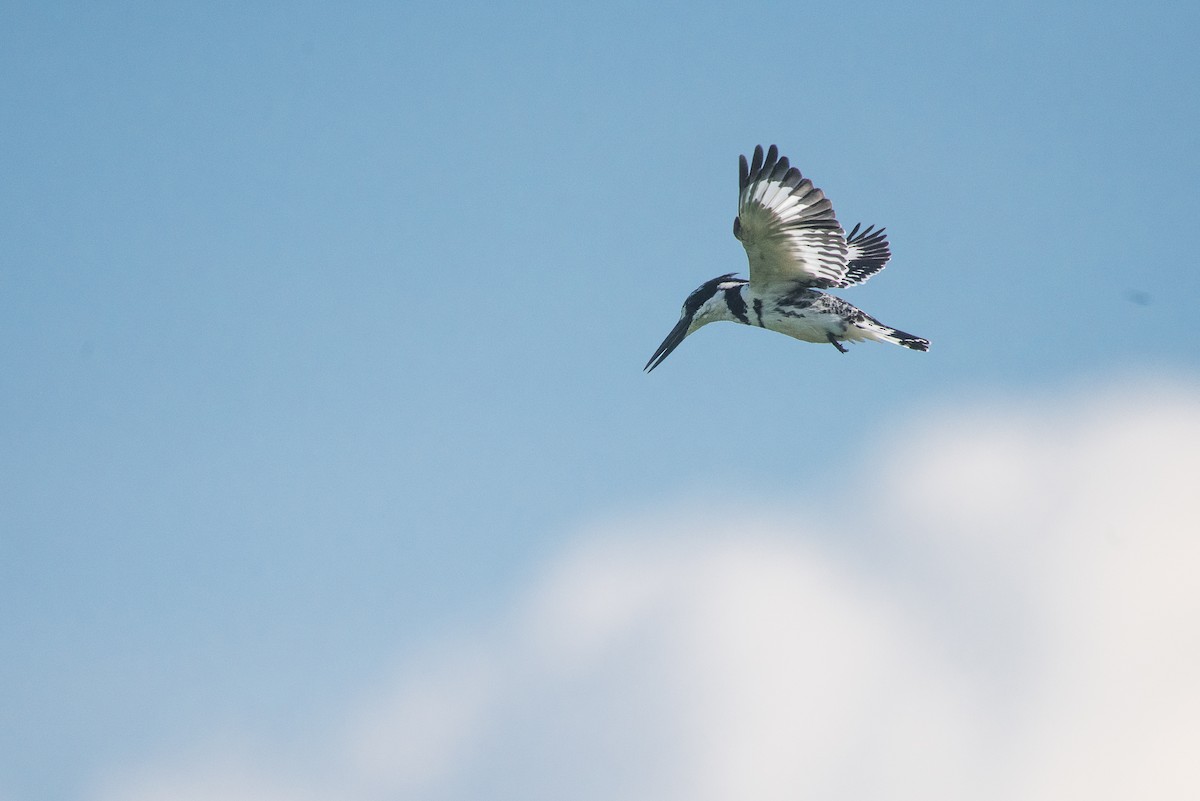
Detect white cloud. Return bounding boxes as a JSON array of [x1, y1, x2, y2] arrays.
[[95, 376, 1200, 801], [339, 637, 498, 796]]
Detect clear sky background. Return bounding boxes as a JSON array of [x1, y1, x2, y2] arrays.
[[3, 2, 1200, 800]]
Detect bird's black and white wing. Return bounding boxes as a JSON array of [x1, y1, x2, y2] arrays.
[[734, 145, 848, 289], [842, 223, 891, 286]]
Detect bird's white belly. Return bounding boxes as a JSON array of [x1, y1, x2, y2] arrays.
[[760, 307, 843, 343]]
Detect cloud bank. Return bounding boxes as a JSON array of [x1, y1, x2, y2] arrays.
[[97, 376, 1200, 801]]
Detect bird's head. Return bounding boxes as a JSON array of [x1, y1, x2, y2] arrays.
[[644, 274, 746, 372]]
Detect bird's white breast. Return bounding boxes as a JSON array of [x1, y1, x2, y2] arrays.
[[747, 288, 845, 344]]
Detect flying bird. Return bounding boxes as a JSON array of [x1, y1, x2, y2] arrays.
[[645, 145, 929, 372]]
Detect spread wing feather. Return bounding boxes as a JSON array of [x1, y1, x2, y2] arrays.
[[735, 145, 849, 289], [842, 223, 892, 286], [733, 145, 896, 289]]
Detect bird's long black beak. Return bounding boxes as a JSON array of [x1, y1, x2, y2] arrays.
[[644, 317, 691, 372]]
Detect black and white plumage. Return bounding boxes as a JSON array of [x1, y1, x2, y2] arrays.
[[645, 145, 929, 372]]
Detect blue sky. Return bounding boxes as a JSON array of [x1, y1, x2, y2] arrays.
[[3, 2, 1199, 800]]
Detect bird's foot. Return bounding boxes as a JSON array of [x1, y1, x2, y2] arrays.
[[827, 334, 847, 354]]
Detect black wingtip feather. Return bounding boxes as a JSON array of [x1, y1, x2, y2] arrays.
[[760, 145, 779, 177], [749, 145, 764, 177], [769, 156, 790, 181], [846, 224, 888, 246], [739, 155, 749, 191]]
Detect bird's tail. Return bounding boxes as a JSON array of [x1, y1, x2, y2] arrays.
[[884, 329, 930, 351], [860, 317, 930, 351]]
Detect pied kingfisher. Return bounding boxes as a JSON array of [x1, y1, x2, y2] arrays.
[[645, 145, 929, 372]]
